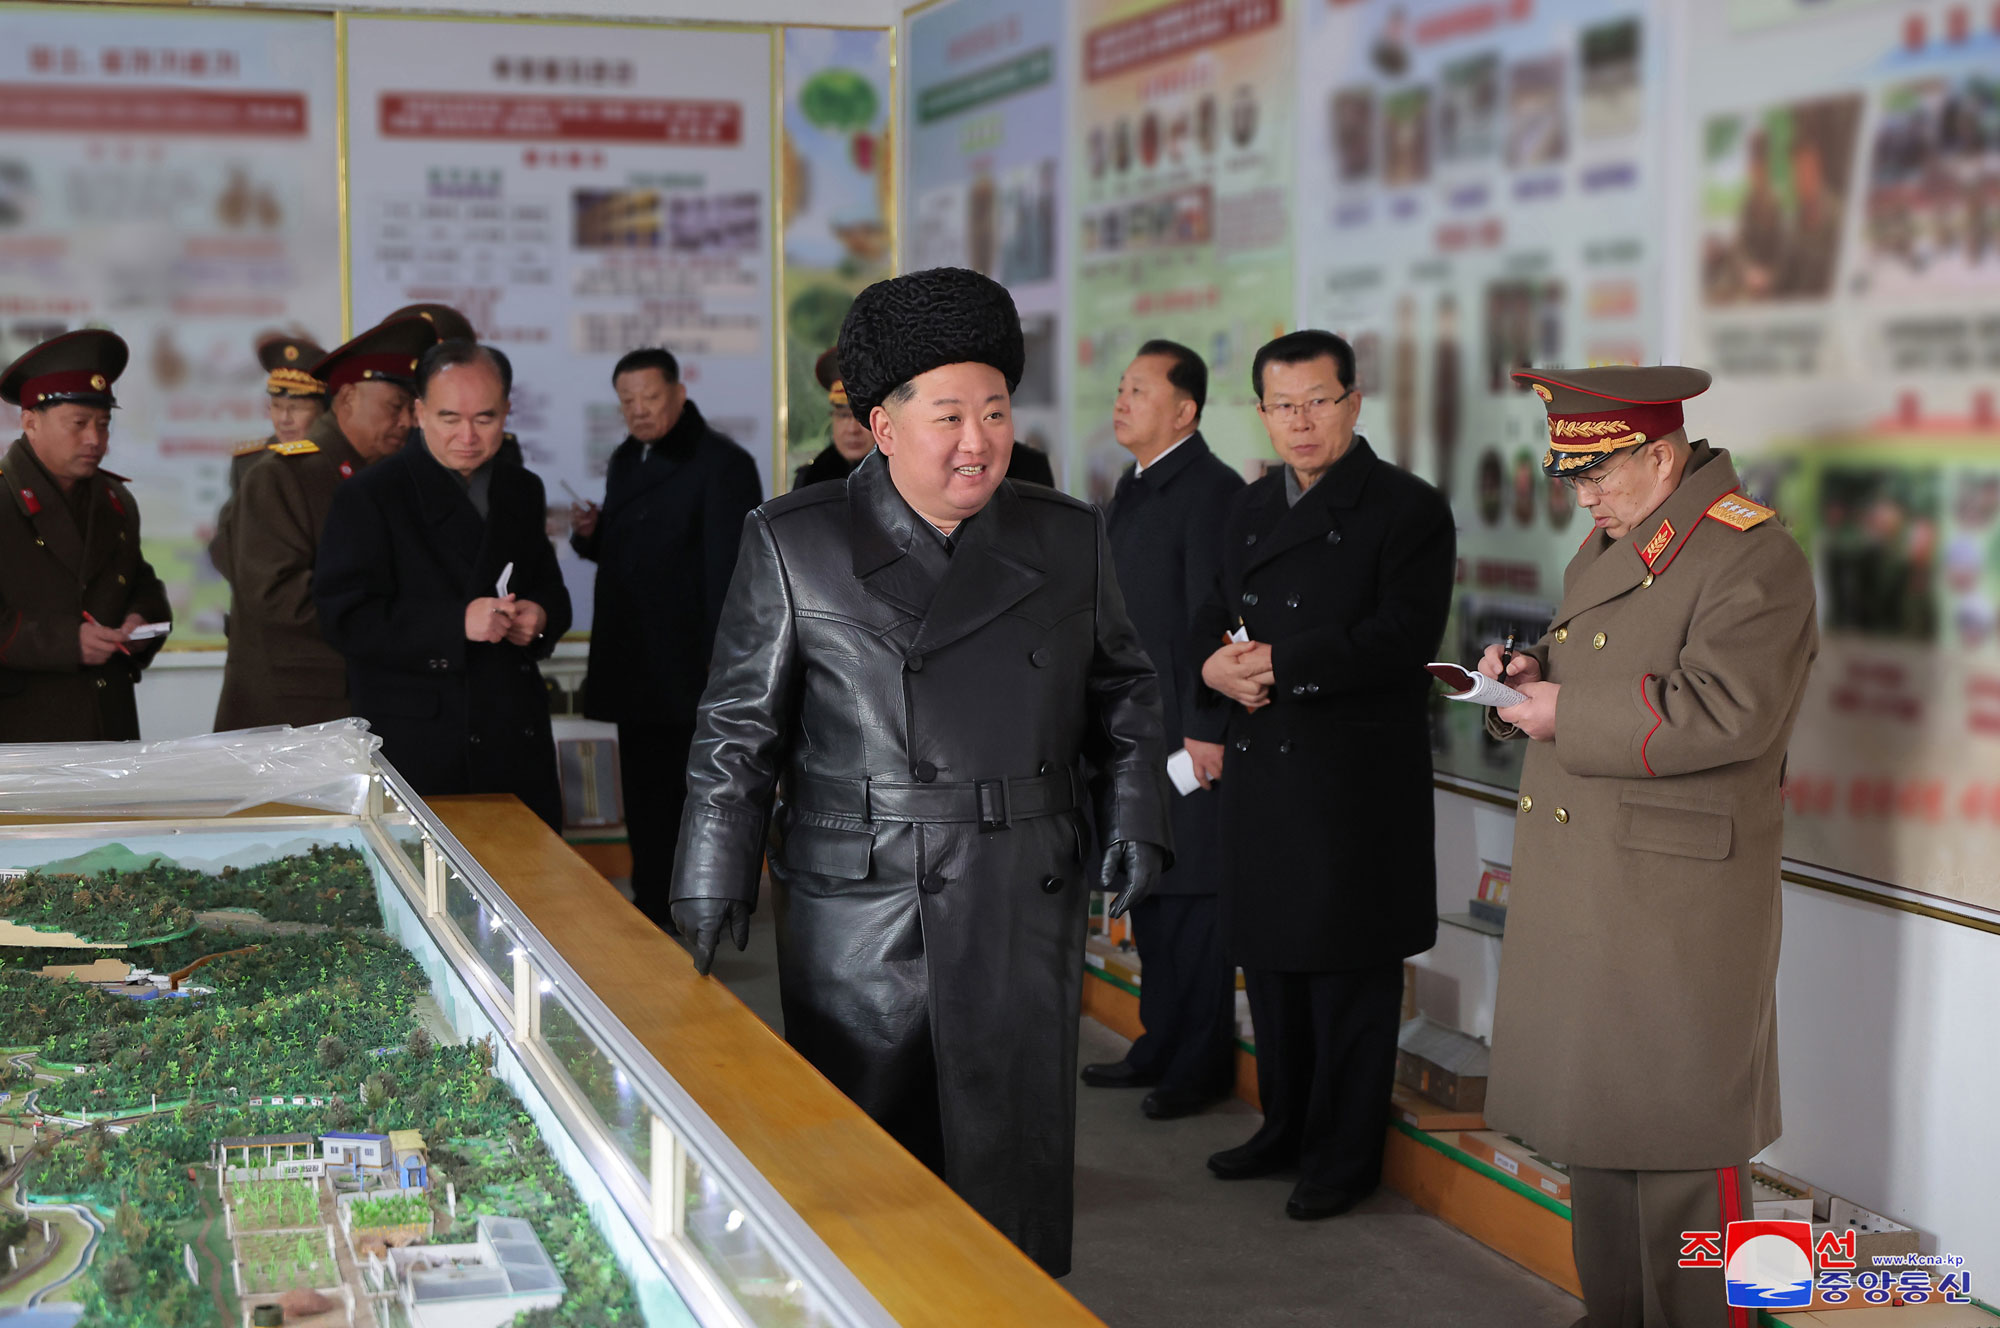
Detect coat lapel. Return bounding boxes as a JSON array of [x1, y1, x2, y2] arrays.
[[910, 478, 1047, 655], [849, 453, 935, 623], [1244, 436, 1377, 575], [1554, 443, 1743, 624], [1108, 431, 1210, 531], [3, 437, 84, 579]]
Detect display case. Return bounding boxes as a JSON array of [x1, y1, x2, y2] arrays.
[[0, 758, 1081, 1328]]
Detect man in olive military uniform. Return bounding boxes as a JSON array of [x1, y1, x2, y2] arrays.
[[211, 316, 437, 730], [0, 330, 172, 742], [389, 303, 524, 468], [1478, 366, 1818, 1328], [225, 331, 328, 495]]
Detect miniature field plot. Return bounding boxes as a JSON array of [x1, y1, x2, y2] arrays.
[[234, 1229, 340, 1294], [230, 1179, 323, 1232]]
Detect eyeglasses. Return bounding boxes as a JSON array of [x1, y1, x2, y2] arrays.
[[1258, 390, 1353, 421], [1557, 446, 1641, 493]]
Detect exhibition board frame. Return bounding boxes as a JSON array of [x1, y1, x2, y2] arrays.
[[23, 0, 902, 501]]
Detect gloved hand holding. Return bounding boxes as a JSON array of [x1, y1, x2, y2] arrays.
[[1100, 840, 1167, 920], [669, 896, 750, 976]]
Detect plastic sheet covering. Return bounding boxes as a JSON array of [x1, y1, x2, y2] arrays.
[[0, 719, 384, 817]]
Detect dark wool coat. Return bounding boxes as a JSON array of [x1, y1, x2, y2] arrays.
[[1192, 437, 1455, 971], [314, 440, 572, 828], [570, 401, 762, 726], [1106, 432, 1244, 894]]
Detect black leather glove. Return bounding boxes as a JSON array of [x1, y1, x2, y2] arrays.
[[669, 896, 750, 977], [1100, 840, 1166, 920]]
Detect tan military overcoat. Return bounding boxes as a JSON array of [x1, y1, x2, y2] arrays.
[[0, 437, 171, 741], [211, 411, 366, 730], [1485, 444, 1818, 1170]]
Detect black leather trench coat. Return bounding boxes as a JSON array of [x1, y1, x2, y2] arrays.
[[1191, 438, 1455, 971], [671, 451, 1170, 1276], [314, 440, 572, 828]]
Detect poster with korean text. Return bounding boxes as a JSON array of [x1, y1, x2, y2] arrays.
[[0, 5, 341, 646], [907, 0, 1070, 487], [1070, 0, 1296, 502], [343, 17, 775, 631]]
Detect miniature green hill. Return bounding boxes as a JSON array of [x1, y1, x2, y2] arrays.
[[26, 842, 173, 878], [0, 869, 196, 946]]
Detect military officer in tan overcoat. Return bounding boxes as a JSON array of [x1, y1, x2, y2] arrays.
[[211, 316, 436, 731], [1478, 366, 1818, 1328], [0, 330, 172, 742]]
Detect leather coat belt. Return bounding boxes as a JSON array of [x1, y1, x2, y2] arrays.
[[790, 770, 1082, 832]]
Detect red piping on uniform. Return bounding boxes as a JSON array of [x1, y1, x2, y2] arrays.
[[1639, 673, 1662, 777], [1718, 1167, 1751, 1328]]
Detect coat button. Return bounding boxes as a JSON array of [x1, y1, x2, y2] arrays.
[[521, 727, 533, 738], [1554, 807, 1570, 824], [1592, 632, 1607, 650], [1233, 739, 1249, 752], [95, 677, 107, 689], [468, 734, 482, 746], [1291, 684, 1305, 696], [1285, 594, 1300, 608], [920, 872, 946, 895], [1030, 647, 1051, 667], [906, 653, 924, 672], [116, 575, 126, 586], [1037, 761, 1051, 775], [1326, 530, 1342, 545], [1278, 740, 1292, 754], [1519, 795, 1533, 813], [34, 537, 44, 548], [1246, 533, 1258, 545], [1641, 573, 1655, 588], [1241, 592, 1258, 606], [1039, 875, 1063, 895], [1555, 628, 1569, 644], [1306, 683, 1320, 695], [912, 760, 937, 782]]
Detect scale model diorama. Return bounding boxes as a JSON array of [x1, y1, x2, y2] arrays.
[[0, 841, 638, 1328]]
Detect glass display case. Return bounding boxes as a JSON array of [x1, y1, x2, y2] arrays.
[[0, 759, 897, 1328]]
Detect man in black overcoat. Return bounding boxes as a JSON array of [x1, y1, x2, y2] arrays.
[[1194, 329, 1454, 1220], [315, 341, 572, 829], [1083, 339, 1245, 1120], [669, 268, 1172, 1277], [569, 347, 762, 923]]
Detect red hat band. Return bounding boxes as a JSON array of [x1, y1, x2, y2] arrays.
[[326, 353, 420, 393], [22, 369, 114, 408]]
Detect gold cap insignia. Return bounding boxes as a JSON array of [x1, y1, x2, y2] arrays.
[[1532, 383, 1552, 402], [284, 345, 300, 362], [89, 374, 106, 391]]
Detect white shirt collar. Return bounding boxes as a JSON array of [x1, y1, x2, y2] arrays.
[[1133, 432, 1196, 478]]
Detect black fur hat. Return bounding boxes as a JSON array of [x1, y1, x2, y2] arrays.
[[835, 267, 1025, 420]]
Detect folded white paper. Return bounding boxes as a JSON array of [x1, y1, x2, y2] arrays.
[[1228, 625, 1249, 644], [125, 622, 172, 641], [1167, 747, 1203, 796], [1427, 662, 1527, 708], [496, 561, 514, 598]]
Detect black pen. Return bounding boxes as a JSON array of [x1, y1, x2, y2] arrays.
[[1499, 631, 1516, 676]]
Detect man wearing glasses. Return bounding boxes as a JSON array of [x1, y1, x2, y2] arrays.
[[1193, 329, 1455, 1220], [1478, 366, 1818, 1328]]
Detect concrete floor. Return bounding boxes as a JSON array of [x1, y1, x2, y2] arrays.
[[689, 906, 1582, 1328]]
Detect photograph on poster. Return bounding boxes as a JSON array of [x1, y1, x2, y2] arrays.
[[1506, 54, 1566, 168], [1438, 52, 1500, 164], [1700, 93, 1864, 305], [1331, 86, 1374, 181], [1580, 16, 1643, 139], [1383, 85, 1430, 185], [1862, 71, 2000, 299], [1820, 466, 1940, 642]]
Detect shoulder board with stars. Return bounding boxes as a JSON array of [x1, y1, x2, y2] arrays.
[[269, 440, 320, 457], [233, 439, 269, 457], [1705, 493, 1777, 532]]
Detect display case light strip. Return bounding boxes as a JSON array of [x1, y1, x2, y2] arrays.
[[368, 761, 897, 1328]]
